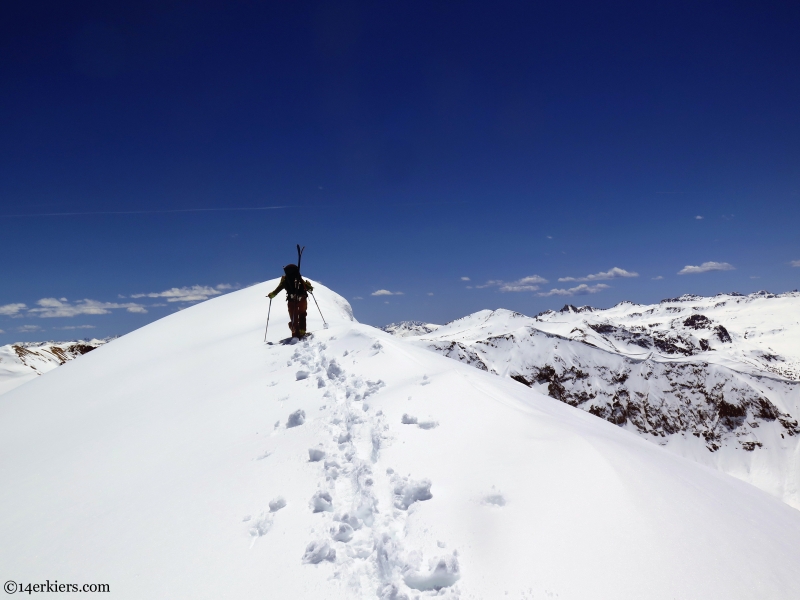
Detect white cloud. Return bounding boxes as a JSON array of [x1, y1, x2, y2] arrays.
[[546, 236, 553, 239], [0, 303, 27, 316], [427, 292, 434, 296], [500, 283, 540, 292], [558, 267, 639, 283], [352, 296, 363, 300], [371, 290, 403, 296], [54, 325, 96, 330], [478, 275, 548, 292], [460, 277, 470, 281], [791, 260, 800, 267], [28, 298, 147, 318], [652, 276, 664, 280], [17, 325, 42, 332], [695, 215, 703, 220], [0, 329, 4, 334], [475, 279, 503, 289], [538, 283, 610, 297], [678, 261, 735, 275], [131, 284, 232, 303]]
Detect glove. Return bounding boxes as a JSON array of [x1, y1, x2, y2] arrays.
[[268, 292, 276, 299], [305, 282, 314, 292]]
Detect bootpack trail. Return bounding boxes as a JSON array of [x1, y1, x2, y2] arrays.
[[1, 282, 800, 599]]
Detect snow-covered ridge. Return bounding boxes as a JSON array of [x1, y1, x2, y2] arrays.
[[3, 281, 800, 598], [0, 338, 112, 396], [397, 291, 800, 508], [381, 321, 441, 337]]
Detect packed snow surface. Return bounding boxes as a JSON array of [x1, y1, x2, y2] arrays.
[[405, 292, 800, 509], [2, 283, 800, 599]]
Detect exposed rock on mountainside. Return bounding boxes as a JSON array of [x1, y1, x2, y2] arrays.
[[395, 291, 800, 508]]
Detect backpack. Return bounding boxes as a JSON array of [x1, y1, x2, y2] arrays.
[[283, 264, 307, 301]]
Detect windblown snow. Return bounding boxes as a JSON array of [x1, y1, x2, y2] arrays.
[[400, 291, 800, 510], [2, 283, 800, 599]]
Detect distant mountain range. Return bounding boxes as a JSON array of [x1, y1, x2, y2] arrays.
[[0, 338, 112, 396], [386, 290, 800, 508]]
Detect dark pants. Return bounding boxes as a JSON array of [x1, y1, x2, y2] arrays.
[[288, 298, 308, 337]]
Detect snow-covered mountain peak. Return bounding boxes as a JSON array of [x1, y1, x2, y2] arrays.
[[2, 281, 800, 598]]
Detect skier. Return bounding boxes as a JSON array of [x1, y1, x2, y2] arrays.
[[267, 263, 314, 339]]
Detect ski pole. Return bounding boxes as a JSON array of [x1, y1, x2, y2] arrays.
[[264, 297, 273, 342], [309, 291, 328, 329]]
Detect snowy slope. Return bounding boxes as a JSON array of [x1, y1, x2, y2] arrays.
[[2, 282, 800, 599], [405, 291, 800, 509], [0, 339, 111, 396]]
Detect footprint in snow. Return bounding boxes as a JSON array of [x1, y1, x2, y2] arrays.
[[483, 486, 507, 506], [302, 541, 335, 564], [310, 490, 334, 513], [308, 448, 326, 462], [330, 522, 354, 542], [401, 414, 439, 429], [392, 476, 433, 510], [403, 552, 460, 592], [269, 497, 287, 512], [286, 409, 306, 428], [249, 513, 273, 538]]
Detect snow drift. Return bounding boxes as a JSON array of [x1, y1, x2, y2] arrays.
[[1, 282, 800, 599]]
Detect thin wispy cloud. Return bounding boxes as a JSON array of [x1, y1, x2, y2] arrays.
[[0, 303, 27, 316], [29, 298, 147, 318], [460, 277, 470, 281], [0, 207, 288, 219], [17, 325, 42, 332], [558, 267, 638, 283], [0, 329, 4, 334], [538, 283, 610, 297], [371, 290, 404, 296], [130, 284, 232, 303], [352, 296, 364, 300], [678, 261, 735, 275], [791, 260, 800, 267], [477, 275, 548, 292], [652, 276, 664, 280], [54, 325, 97, 330], [695, 215, 703, 220]]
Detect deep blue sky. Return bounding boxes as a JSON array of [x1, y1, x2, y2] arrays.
[[1, 1, 799, 343]]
